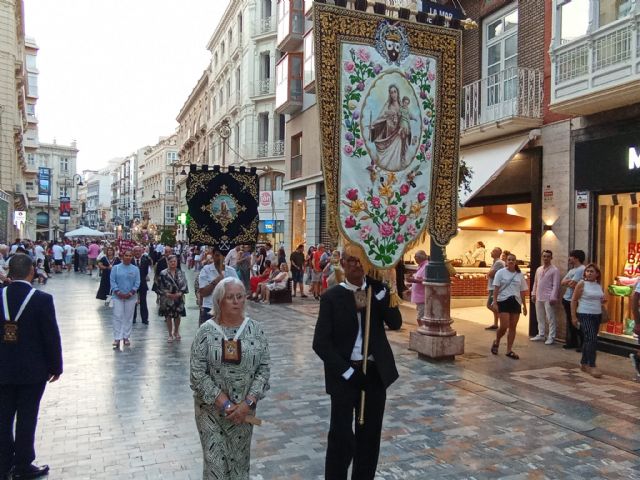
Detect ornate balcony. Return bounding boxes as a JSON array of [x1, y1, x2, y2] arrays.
[[550, 14, 640, 115], [255, 16, 276, 37], [460, 67, 543, 146], [253, 79, 275, 97], [252, 141, 285, 158]]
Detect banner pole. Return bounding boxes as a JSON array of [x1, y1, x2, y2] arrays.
[[358, 285, 373, 426]]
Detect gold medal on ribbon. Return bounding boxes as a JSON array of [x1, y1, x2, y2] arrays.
[[2, 322, 18, 344], [354, 290, 368, 311], [222, 339, 242, 364]]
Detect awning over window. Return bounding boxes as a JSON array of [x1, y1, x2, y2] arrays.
[[459, 134, 533, 206]]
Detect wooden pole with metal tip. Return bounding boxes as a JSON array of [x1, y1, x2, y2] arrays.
[[358, 286, 373, 426]]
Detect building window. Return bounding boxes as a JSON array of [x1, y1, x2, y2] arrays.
[[60, 157, 69, 172], [165, 205, 175, 224], [483, 5, 518, 108], [27, 74, 38, 97], [36, 212, 48, 228], [59, 186, 68, 197], [26, 103, 36, 116], [166, 151, 177, 164], [226, 78, 231, 99], [27, 153, 36, 166], [228, 29, 233, 44], [166, 178, 174, 193], [291, 133, 302, 179], [304, 30, 315, 87], [26, 54, 37, 70], [221, 41, 225, 56], [259, 173, 284, 191], [238, 13, 243, 33]]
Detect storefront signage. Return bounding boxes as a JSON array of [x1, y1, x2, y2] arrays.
[[543, 185, 553, 203], [576, 191, 589, 209], [625, 242, 640, 276], [419, 1, 464, 23], [629, 147, 640, 170]]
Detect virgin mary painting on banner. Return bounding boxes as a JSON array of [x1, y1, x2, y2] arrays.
[[315, 4, 461, 270]]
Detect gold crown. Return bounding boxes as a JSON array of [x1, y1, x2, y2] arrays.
[[386, 31, 401, 42]]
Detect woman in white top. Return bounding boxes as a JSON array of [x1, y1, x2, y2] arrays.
[[571, 263, 606, 378], [491, 253, 528, 359]]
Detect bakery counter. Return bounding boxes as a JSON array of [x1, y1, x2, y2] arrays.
[[403, 263, 530, 297]]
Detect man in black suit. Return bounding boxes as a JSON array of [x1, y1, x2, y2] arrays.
[[313, 247, 402, 480], [0, 254, 63, 479], [132, 246, 152, 325]]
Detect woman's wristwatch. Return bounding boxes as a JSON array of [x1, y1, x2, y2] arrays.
[[244, 398, 256, 409]]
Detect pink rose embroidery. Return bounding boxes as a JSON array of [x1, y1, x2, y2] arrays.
[[398, 214, 407, 226], [344, 61, 355, 73], [414, 58, 425, 69], [379, 222, 394, 237], [355, 138, 364, 148], [400, 184, 410, 195], [346, 188, 358, 201], [344, 144, 354, 155], [359, 225, 372, 240], [356, 48, 370, 63], [345, 216, 356, 228], [417, 192, 426, 202], [371, 197, 381, 208], [396, 234, 405, 244], [386, 205, 399, 219], [407, 224, 417, 236]]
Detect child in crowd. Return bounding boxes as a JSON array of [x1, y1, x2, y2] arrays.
[[35, 258, 48, 284]]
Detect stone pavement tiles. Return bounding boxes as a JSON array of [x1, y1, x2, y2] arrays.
[[32, 271, 640, 479]]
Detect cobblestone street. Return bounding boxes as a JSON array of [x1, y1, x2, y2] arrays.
[[34, 271, 640, 479]]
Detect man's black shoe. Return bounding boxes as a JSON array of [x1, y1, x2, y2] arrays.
[[11, 463, 49, 479], [562, 344, 576, 350], [142, 320, 149, 325]]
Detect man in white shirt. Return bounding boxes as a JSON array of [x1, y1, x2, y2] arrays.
[[51, 241, 64, 274], [198, 250, 238, 324], [34, 242, 45, 263], [63, 243, 75, 272], [224, 245, 242, 268], [264, 242, 276, 264], [531, 249, 561, 344]]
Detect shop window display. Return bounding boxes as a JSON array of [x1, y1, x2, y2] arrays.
[[597, 192, 639, 342]]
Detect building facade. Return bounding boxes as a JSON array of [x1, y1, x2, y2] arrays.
[[82, 168, 112, 231], [26, 141, 80, 240], [139, 135, 179, 239], [544, 0, 640, 353], [204, 0, 286, 246], [0, 0, 31, 243]]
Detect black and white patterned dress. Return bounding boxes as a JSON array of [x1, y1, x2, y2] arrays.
[[190, 317, 270, 480]]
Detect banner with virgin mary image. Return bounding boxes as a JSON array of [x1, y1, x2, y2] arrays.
[[314, 4, 461, 269], [186, 167, 259, 250]]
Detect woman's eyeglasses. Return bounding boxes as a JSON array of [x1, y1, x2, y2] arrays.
[[223, 293, 245, 302]]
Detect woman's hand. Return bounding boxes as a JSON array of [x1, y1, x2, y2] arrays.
[[572, 316, 578, 328], [491, 302, 498, 312], [227, 401, 251, 425], [522, 304, 527, 316]]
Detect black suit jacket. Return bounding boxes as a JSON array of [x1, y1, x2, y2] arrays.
[[134, 255, 152, 292], [0, 281, 63, 384], [313, 277, 402, 395]]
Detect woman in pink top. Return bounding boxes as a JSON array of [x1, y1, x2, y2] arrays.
[[87, 242, 101, 276]]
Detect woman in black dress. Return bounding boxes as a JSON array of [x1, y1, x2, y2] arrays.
[[158, 255, 188, 342], [96, 247, 120, 304]]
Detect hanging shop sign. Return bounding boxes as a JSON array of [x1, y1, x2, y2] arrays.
[[59, 196, 71, 222], [314, 3, 461, 269], [576, 190, 589, 209]]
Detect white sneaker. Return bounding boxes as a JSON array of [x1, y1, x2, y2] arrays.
[[530, 335, 545, 341], [545, 338, 554, 345]]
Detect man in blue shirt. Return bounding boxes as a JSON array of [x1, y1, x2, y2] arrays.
[[110, 250, 140, 349]]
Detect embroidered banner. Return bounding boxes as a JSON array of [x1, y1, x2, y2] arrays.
[[314, 4, 461, 269], [186, 167, 259, 250]]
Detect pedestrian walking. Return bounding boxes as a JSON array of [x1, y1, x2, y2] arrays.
[[75, 243, 88, 274], [491, 253, 529, 360], [109, 250, 140, 349], [312, 247, 402, 480], [236, 245, 252, 293], [290, 244, 307, 298], [96, 247, 120, 304], [561, 250, 586, 351], [530, 250, 561, 344], [190, 277, 270, 480], [0, 254, 63, 480], [406, 250, 428, 323], [484, 247, 504, 330], [571, 263, 606, 378], [132, 246, 152, 325], [158, 256, 188, 343], [87, 241, 101, 276], [51, 242, 64, 274]]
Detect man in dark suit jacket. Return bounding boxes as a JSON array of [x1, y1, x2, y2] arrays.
[[0, 254, 62, 479], [313, 247, 402, 480], [132, 246, 152, 325]]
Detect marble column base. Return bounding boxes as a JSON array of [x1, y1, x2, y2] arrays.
[[411, 281, 465, 360], [409, 331, 465, 360]]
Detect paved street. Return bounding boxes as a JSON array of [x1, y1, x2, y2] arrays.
[[33, 270, 640, 479]]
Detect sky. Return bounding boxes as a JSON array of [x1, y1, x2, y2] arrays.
[[23, 0, 229, 172]]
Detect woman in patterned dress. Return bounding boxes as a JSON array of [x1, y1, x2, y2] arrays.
[[158, 255, 188, 342], [190, 277, 270, 480], [96, 247, 120, 303]]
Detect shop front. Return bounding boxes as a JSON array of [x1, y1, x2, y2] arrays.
[[257, 190, 286, 246], [575, 128, 640, 354], [403, 135, 542, 333]]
